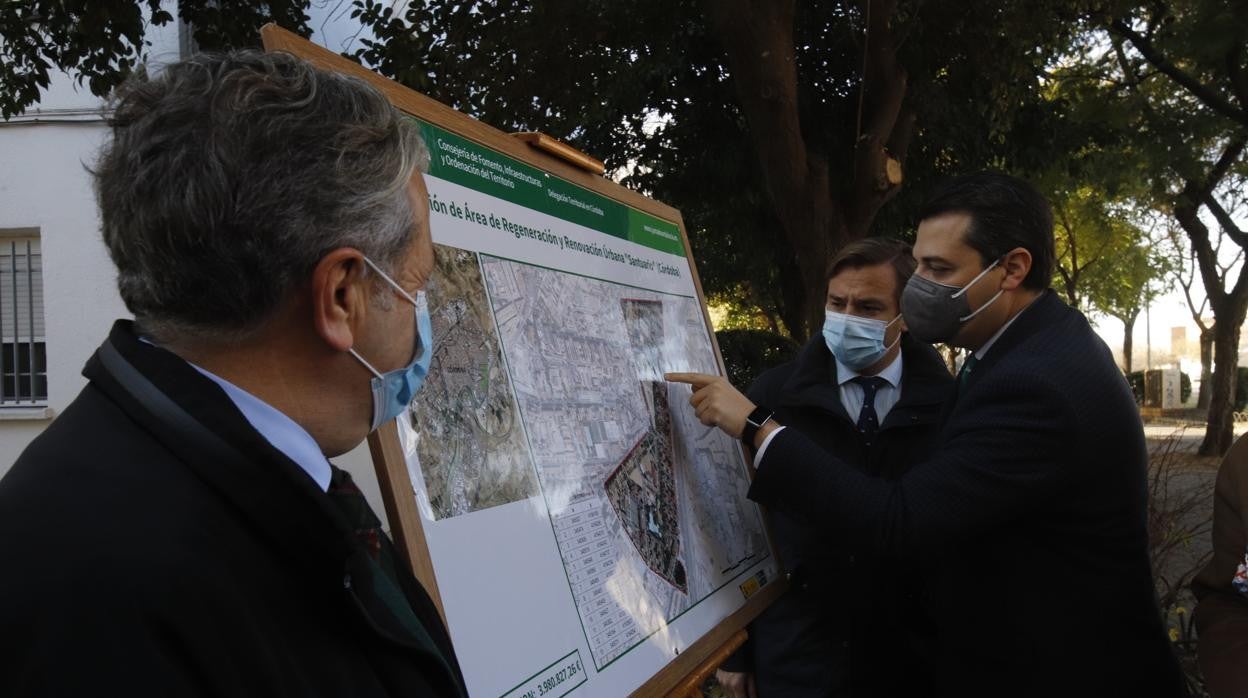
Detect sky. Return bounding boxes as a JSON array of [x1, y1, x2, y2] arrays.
[[306, 0, 387, 55]]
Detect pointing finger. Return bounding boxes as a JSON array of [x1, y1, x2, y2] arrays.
[[665, 372, 717, 388]]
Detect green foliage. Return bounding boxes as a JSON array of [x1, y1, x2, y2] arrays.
[[1, 0, 1102, 340], [1081, 219, 1174, 326], [714, 329, 801, 392], [0, 0, 168, 118], [0, 1, 313, 119], [349, 0, 1093, 338]]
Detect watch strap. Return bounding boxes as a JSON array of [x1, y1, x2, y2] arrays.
[[741, 405, 774, 447]]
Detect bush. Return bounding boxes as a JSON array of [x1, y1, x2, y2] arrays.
[[1126, 370, 1193, 406], [715, 329, 801, 391], [1127, 371, 1145, 404]]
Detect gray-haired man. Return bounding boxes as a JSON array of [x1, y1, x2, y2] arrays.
[[0, 52, 465, 696]]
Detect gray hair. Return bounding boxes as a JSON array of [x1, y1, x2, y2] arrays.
[[93, 50, 429, 343]]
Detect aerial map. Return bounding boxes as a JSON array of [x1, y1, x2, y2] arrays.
[[409, 244, 539, 520], [479, 255, 769, 667]]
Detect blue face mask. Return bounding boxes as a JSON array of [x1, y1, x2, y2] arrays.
[[822, 310, 902, 371], [348, 257, 433, 432]]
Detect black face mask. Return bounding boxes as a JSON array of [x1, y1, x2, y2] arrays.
[[900, 261, 1003, 344]]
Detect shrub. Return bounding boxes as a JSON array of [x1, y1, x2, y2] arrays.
[[715, 329, 801, 391], [1126, 370, 1193, 406]]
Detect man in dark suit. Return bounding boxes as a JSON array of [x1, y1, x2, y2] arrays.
[[670, 172, 1186, 696], [716, 239, 952, 697], [0, 52, 465, 696]]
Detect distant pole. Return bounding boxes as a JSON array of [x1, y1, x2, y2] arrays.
[[1146, 303, 1152, 370]]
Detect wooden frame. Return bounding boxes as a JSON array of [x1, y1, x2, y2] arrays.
[[261, 24, 784, 697]]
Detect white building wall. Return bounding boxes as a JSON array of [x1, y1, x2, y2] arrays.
[[0, 17, 387, 526]]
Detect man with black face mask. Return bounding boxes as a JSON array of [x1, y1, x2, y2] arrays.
[[669, 172, 1186, 696]]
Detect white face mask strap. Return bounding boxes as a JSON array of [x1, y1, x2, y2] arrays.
[[960, 288, 1004, 322], [951, 259, 1000, 300], [361, 255, 418, 306], [351, 255, 426, 378], [881, 313, 903, 352], [883, 333, 901, 354], [348, 348, 384, 380], [832, 311, 899, 330]]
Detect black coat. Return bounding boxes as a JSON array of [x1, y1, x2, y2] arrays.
[[749, 291, 1187, 697], [724, 334, 952, 697], [0, 321, 466, 697]]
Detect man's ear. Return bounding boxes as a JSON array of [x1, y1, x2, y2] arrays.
[[311, 248, 369, 352], [1000, 247, 1033, 290]]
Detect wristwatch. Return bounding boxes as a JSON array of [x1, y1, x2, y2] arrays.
[[740, 405, 774, 447]]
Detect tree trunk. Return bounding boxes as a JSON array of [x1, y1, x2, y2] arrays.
[[1197, 326, 1214, 410], [771, 235, 812, 339], [704, 0, 833, 341], [704, 0, 910, 340], [1121, 313, 1135, 374], [1173, 139, 1248, 456], [1200, 322, 1242, 456]]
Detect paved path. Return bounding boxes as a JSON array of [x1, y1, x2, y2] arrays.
[[1143, 422, 1248, 453]]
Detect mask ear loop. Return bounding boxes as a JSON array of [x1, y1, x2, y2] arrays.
[[950, 259, 1000, 300], [349, 255, 424, 376], [348, 348, 384, 379], [882, 313, 903, 353], [952, 258, 1006, 322], [960, 289, 1004, 322]]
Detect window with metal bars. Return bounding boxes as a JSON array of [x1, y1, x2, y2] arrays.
[[0, 236, 46, 405]]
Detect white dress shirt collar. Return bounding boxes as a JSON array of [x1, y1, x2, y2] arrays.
[[973, 293, 1043, 360], [834, 349, 903, 388], [189, 364, 332, 492]]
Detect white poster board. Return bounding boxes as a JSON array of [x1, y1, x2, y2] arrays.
[[403, 120, 776, 697]]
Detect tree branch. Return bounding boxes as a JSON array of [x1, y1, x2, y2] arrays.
[[1190, 137, 1247, 203], [1174, 239, 1212, 331], [1228, 41, 1248, 116], [1204, 192, 1248, 250], [1109, 19, 1248, 127], [1174, 195, 1226, 310], [844, 0, 908, 240]]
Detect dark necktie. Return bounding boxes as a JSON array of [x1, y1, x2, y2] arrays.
[[327, 467, 465, 696], [852, 376, 889, 447], [328, 467, 390, 569], [959, 354, 979, 392]]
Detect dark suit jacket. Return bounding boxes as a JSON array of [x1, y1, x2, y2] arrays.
[[723, 335, 952, 697], [749, 291, 1187, 697], [0, 321, 466, 697]]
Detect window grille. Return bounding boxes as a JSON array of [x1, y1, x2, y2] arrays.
[[0, 237, 46, 405]]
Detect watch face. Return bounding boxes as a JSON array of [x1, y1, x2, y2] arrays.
[[747, 407, 768, 427]]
